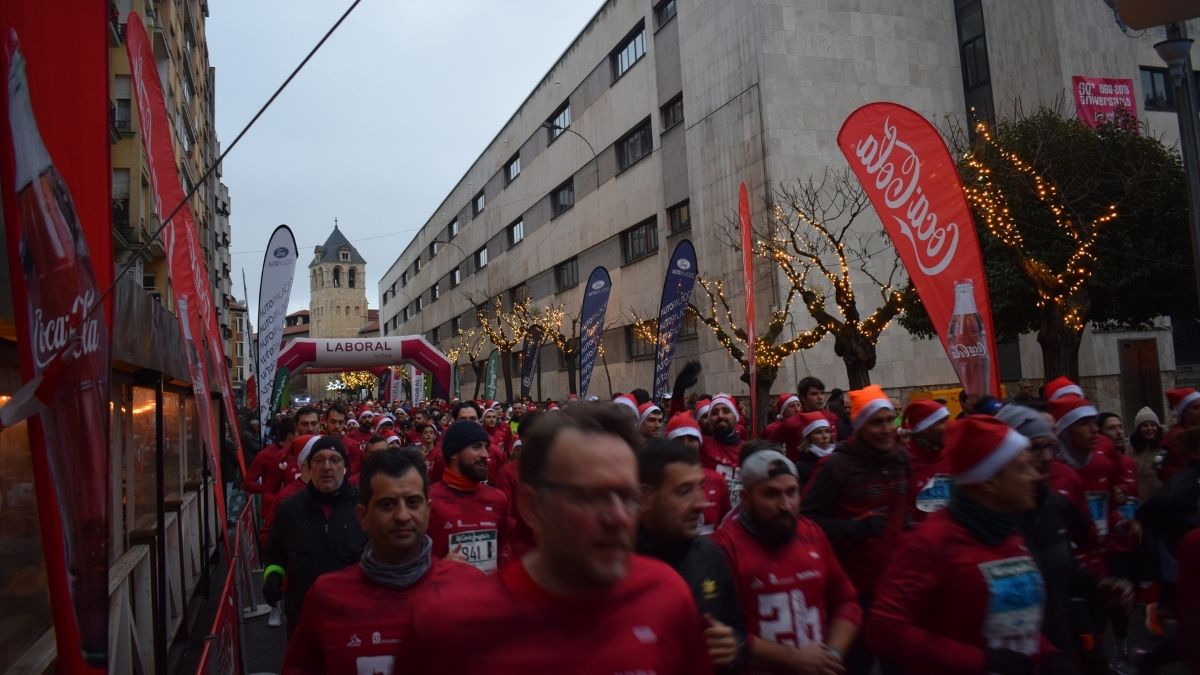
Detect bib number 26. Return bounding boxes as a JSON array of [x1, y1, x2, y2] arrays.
[[758, 590, 822, 647]]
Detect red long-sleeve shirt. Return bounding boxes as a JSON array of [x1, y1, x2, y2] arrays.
[[713, 513, 861, 669], [427, 480, 509, 574], [701, 435, 744, 509], [243, 441, 286, 496], [906, 439, 951, 523], [867, 510, 1051, 675], [699, 468, 732, 536]]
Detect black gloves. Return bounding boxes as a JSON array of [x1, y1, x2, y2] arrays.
[[984, 648, 1035, 675], [262, 573, 283, 605], [672, 360, 702, 400], [855, 509, 889, 538]]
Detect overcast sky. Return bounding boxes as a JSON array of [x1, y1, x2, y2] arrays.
[[207, 1, 601, 325]]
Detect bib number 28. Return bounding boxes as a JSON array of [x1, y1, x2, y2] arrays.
[[758, 590, 822, 647]]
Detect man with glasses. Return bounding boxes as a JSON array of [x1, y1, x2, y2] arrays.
[[427, 421, 509, 573], [401, 402, 713, 674], [263, 435, 366, 636]]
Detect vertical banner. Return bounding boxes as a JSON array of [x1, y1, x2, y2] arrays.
[[127, 15, 231, 527], [652, 241, 700, 401], [838, 102, 1000, 397], [389, 367, 401, 404], [0, 12, 111, 668], [577, 267, 612, 398], [520, 324, 544, 398], [483, 349, 499, 401], [377, 366, 391, 403], [256, 225, 297, 443], [1071, 76, 1137, 128], [738, 184, 758, 435]]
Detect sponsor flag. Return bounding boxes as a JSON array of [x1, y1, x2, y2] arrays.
[[739, 183, 759, 434], [484, 349, 499, 401], [577, 267, 612, 398], [652, 241, 699, 401], [256, 225, 297, 443], [520, 324, 544, 398], [838, 102, 1000, 396], [0, 10, 111, 668], [1072, 76, 1137, 128]]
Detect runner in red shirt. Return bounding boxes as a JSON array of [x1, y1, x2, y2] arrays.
[[901, 399, 951, 522], [868, 415, 1055, 675], [427, 421, 509, 574], [482, 405, 513, 457], [283, 448, 483, 675], [638, 401, 665, 441], [322, 404, 364, 476], [714, 447, 860, 674], [702, 394, 745, 509], [761, 393, 802, 446], [1157, 387, 1200, 480], [666, 412, 730, 534], [243, 418, 296, 517], [398, 402, 712, 675]]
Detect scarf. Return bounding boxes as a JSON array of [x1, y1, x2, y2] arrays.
[[442, 467, 481, 492], [947, 487, 1020, 547], [359, 536, 433, 589], [307, 478, 350, 505], [808, 443, 836, 458]]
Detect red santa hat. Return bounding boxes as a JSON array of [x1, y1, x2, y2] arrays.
[[695, 398, 713, 419], [849, 385, 895, 431], [293, 434, 323, 464], [1167, 387, 1200, 417], [903, 400, 950, 434], [776, 393, 801, 419], [1044, 376, 1085, 402], [548, 402, 560, 411], [1049, 396, 1099, 435], [613, 394, 639, 416], [796, 411, 831, 439], [665, 412, 702, 441], [709, 394, 740, 422], [373, 416, 395, 434], [385, 434, 402, 446], [346, 419, 360, 430], [638, 401, 662, 425], [358, 408, 375, 421], [946, 415, 1030, 484]]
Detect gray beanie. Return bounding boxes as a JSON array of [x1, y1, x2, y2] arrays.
[[995, 404, 1054, 440], [1133, 406, 1160, 428]]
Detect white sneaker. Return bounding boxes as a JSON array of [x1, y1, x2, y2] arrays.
[[267, 604, 283, 627]]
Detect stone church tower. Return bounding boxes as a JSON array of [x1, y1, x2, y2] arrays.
[[307, 223, 369, 395]]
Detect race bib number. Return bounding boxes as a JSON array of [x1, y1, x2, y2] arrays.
[[757, 590, 822, 647], [356, 655, 394, 675], [450, 529, 498, 573], [978, 556, 1045, 656], [1117, 497, 1139, 522], [915, 474, 953, 513], [717, 463, 742, 510], [1085, 491, 1109, 538]]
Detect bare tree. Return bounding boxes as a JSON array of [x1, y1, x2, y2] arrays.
[[447, 328, 487, 399], [470, 294, 538, 402]]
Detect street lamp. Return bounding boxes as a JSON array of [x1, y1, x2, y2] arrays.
[[1154, 24, 1200, 310], [431, 238, 467, 258], [541, 122, 598, 160]]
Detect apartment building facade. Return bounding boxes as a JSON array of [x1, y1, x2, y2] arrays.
[[380, 0, 1197, 419]]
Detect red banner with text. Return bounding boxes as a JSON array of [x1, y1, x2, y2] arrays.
[[738, 183, 758, 433], [1072, 76, 1137, 129], [0, 3, 112, 671], [838, 102, 1000, 397]]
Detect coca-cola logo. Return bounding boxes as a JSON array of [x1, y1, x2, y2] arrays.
[[949, 341, 987, 359], [853, 117, 960, 276], [33, 290, 101, 369]]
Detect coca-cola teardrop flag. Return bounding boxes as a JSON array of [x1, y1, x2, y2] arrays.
[[837, 102, 1000, 397], [652, 240, 699, 401]]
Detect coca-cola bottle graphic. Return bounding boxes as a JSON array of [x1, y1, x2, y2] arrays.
[[8, 33, 109, 667], [947, 279, 991, 397]]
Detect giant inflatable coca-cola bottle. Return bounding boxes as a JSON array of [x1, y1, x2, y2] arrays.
[[8, 34, 109, 667], [947, 280, 991, 398]]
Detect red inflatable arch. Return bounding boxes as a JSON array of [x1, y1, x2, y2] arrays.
[[275, 336, 453, 399]]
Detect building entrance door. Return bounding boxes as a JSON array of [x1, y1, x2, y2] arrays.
[[1118, 339, 1163, 424]]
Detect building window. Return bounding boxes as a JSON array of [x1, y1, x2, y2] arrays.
[[332, 266, 342, 287], [617, 119, 653, 172], [507, 219, 525, 248], [348, 267, 357, 288], [430, 282, 440, 302], [509, 284, 528, 307], [451, 316, 460, 335], [955, 0, 994, 130], [415, 296, 424, 313], [661, 94, 683, 130], [403, 307, 410, 322], [680, 312, 698, 339], [142, 272, 156, 290], [475, 246, 488, 269], [339, 250, 350, 261], [429, 241, 440, 257], [1141, 67, 1175, 111], [401, 270, 408, 287], [451, 266, 462, 288], [505, 154, 521, 184], [612, 23, 647, 80], [449, 219, 459, 238], [413, 258, 421, 274], [547, 102, 571, 141], [626, 325, 656, 360], [654, 0, 677, 28], [668, 200, 691, 233], [551, 179, 575, 216], [555, 257, 579, 292], [472, 190, 486, 216], [431, 326, 440, 343], [621, 218, 659, 263]]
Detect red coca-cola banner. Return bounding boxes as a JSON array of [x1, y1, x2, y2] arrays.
[[0, 3, 111, 672], [838, 103, 1001, 397], [126, 14, 231, 533], [738, 183, 758, 434]]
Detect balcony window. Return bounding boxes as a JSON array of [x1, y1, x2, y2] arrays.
[[612, 24, 647, 80], [621, 218, 659, 263], [551, 179, 574, 216], [505, 155, 521, 184], [668, 199, 691, 233], [617, 119, 653, 172], [547, 103, 571, 142], [507, 219, 525, 248], [555, 257, 579, 292]]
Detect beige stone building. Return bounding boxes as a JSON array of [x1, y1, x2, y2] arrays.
[[308, 225, 372, 394], [380, 0, 1199, 422]]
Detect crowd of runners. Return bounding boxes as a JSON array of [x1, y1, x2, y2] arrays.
[[237, 365, 1200, 674]]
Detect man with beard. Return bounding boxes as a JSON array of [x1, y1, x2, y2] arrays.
[[867, 416, 1055, 675], [323, 404, 364, 476], [902, 399, 951, 522], [427, 420, 509, 574], [800, 384, 908, 674], [636, 438, 747, 672], [702, 394, 745, 509], [713, 446, 860, 674], [398, 403, 713, 675], [283, 449, 483, 674], [665, 412, 730, 534], [263, 436, 366, 635]]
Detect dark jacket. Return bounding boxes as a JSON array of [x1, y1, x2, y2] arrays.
[[1137, 462, 1200, 552], [265, 481, 366, 631], [636, 528, 746, 673]]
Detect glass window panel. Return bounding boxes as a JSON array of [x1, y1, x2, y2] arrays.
[[131, 386, 157, 530]]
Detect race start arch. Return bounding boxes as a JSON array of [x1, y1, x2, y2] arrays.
[[275, 336, 453, 399]]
